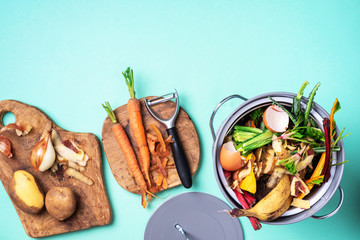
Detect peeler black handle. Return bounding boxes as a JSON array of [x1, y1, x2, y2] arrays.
[[167, 127, 192, 188]]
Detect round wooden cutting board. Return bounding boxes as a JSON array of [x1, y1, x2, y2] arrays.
[[0, 100, 111, 238], [101, 97, 200, 194]]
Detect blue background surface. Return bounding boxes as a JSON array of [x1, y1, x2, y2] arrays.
[[1, 1, 359, 239]]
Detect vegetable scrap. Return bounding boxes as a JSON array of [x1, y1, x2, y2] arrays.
[[0, 136, 13, 158], [147, 123, 174, 192], [1, 123, 32, 136], [49, 129, 93, 185]]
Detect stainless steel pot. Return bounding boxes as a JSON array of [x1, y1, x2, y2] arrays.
[[210, 92, 344, 224]]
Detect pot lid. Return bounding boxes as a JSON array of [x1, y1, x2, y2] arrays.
[[144, 192, 243, 240]]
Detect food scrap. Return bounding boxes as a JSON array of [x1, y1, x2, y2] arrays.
[[147, 123, 173, 192], [1, 123, 32, 136], [30, 131, 56, 172], [0, 136, 13, 158], [50, 129, 92, 184]]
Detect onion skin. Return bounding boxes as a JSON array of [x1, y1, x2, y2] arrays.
[[0, 136, 13, 158], [30, 131, 55, 172]]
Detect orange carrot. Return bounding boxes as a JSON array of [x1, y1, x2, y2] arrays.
[[123, 67, 152, 188], [102, 102, 148, 208]]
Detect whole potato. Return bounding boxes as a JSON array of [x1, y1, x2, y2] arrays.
[[8, 170, 44, 214], [45, 187, 76, 221]]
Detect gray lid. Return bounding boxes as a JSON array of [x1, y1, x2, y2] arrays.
[[144, 192, 243, 240]]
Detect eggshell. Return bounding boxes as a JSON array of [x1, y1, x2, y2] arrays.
[[263, 105, 289, 133], [220, 141, 246, 171]]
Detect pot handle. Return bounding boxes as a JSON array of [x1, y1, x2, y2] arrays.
[[209, 94, 248, 140], [311, 186, 344, 219]]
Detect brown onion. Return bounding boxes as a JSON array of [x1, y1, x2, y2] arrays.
[[1, 123, 32, 136], [30, 131, 55, 172], [0, 136, 13, 158]]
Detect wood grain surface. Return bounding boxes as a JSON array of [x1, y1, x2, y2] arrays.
[[102, 97, 200, 194], [0, 100, 111, 238]]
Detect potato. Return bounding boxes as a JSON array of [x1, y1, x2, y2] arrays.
[[8, 170, 44, 214], [45, 187, 76, 220]]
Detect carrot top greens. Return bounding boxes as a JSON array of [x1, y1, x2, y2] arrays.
[[102, 101, 117, 124], [122, 67, 135, 99]]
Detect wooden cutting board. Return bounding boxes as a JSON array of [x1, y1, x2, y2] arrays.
[[0, 100, 111, 238], [102, 97, 200, 194]]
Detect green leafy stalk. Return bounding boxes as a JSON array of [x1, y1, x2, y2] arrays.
[[234, 126, 263, 134], [122, 67, 136, 98], [233, 126, 263, 143], [311, 146, 340, 154], [293, 126, 325, 142], [236, 130, 273, 152], [292, 80, 309, 117], [331, 128, 351, 153], [268, 96, 297, 124], [304, 82, 321, 126], [331, 160, 349, 166], [102, 102, 117, 124], [233, 131, 258, 143]]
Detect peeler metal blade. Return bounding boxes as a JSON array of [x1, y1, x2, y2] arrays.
[[144, 90, 179, 129]]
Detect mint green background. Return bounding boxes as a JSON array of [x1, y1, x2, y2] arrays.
[[1, 1, 359, 239]]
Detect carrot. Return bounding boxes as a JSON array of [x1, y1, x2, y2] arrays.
[[102, 102, 148, 208], [123, 67, 152, 188]]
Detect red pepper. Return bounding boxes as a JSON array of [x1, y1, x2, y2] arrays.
[[321, 118, 331, 182]]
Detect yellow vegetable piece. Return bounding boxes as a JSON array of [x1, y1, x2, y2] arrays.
[[239, 165, 256, 194], [14, 170, 44, 208]]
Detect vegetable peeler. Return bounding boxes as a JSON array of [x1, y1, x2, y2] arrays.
[[144, 90, 192, 188]]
